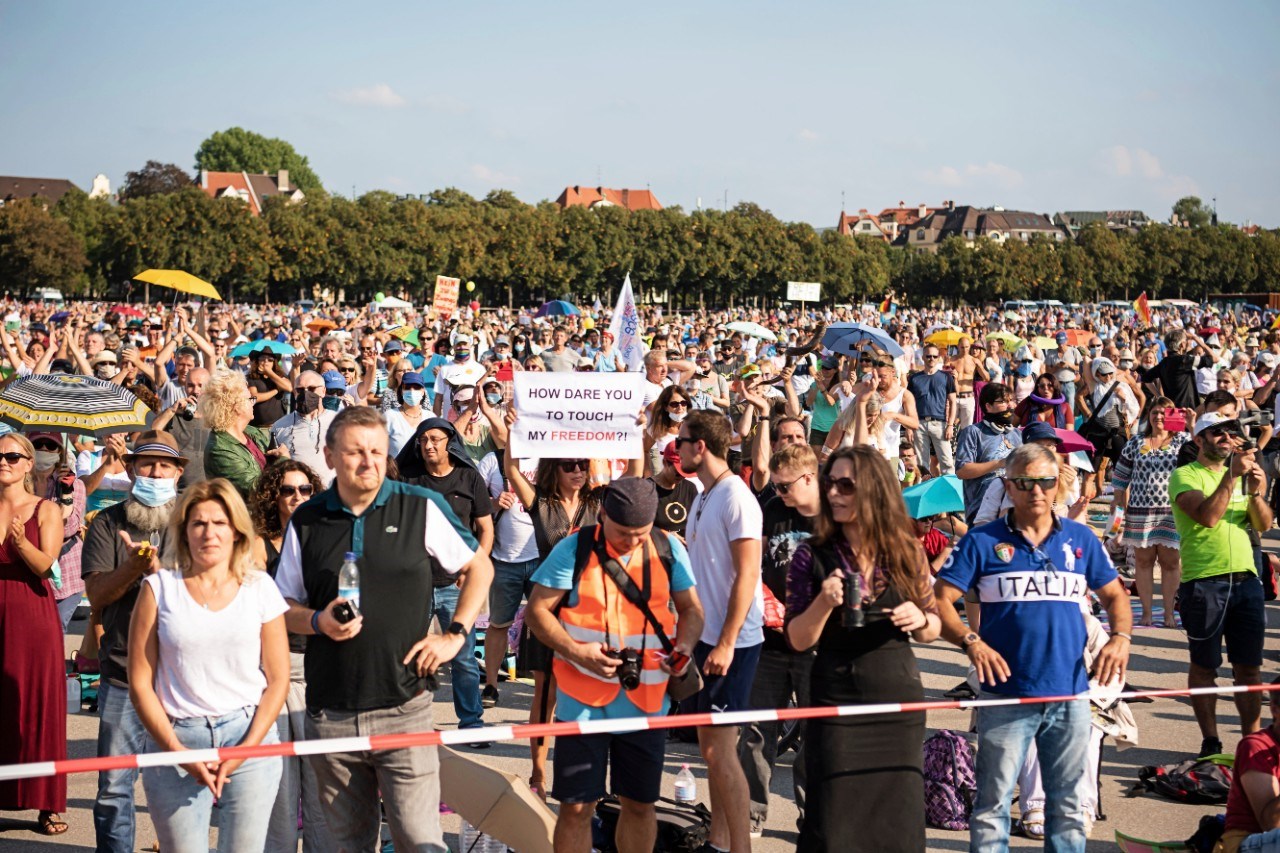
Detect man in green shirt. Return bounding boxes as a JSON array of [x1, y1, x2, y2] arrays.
[[1169, 411, 1272, 758]]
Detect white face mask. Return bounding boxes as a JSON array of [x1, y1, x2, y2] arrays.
[[669, 412, 687, 423], [34, 450, 60, 471], [402, 388, 426, 408]]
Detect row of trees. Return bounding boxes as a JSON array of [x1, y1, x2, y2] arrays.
[[2, 184, 1277, 308]]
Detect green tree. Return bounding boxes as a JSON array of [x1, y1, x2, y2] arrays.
[[0, 199, 88, 295], [194, 127, 324, 193], [53, 189, 120, 296], [119, 161, 193, 201], [1172, 196, 1212, 229], [1077, 224, 1137, 299]]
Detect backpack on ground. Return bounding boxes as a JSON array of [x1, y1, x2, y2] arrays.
[[1135, 757, 1232, 805], [922, 729, 977, 830], [592, 795, 711, 852]]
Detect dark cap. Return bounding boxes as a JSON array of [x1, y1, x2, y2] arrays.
[[1021, 421, 1062, 446], [601, 477, 659, 528]]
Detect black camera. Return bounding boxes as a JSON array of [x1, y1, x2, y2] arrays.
[[1237, 409, 1273, 451], [842, 571, 864, 629], [333, 600, 360, 623], [604, 648, 643, 691]]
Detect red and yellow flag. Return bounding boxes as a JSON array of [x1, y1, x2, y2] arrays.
[[879, 295, 892, 314], [1134, 292, 1152, 326]]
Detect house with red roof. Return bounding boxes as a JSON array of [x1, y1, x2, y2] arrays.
[[555, 185, 662, 212], [836, 209, 890, 240], [198, 169, 304, 216], [0, 176, 81, 207]]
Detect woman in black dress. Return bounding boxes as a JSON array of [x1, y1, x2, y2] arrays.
[[786, 445, 941, 852]]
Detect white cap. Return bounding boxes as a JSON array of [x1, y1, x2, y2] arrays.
[[1193, 411, 1241, 437]]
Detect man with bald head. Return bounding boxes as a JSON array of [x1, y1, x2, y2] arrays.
[[271, 370, 337, 484], [153, 366, 211, 490]]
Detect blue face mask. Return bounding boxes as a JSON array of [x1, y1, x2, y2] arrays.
[[402, 388, 426, 407], [1016, 362, 1033, 377], [323, 396, 342, 412], [132, 475, 176, 507]]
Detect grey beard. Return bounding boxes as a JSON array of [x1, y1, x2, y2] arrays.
[[124, 498, 176, 533]]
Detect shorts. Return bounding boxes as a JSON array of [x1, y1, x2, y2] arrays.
[[1177, 574, 1265, 670], [689, 641, 763, 714], [550, 726, 667, 804], [489, 558, 541, 627]]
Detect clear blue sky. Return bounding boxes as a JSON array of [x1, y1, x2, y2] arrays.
[[2, 1, 1276, 227]]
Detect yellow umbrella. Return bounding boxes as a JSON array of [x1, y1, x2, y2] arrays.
[[985, 331, 1025, 353], [925, 329, 967, 347], [133, 269, 222, 301], [1033, 336, 1059, 350]]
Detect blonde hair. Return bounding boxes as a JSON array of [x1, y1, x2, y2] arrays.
[[770, 443, 818, 475], [170, 478, 257, 582], [0, 433, 35, 494], [199, 368, 250, 431]]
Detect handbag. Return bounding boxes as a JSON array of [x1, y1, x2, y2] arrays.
[[594, 537, 705, 702], [1078, 381, 1121, 448]]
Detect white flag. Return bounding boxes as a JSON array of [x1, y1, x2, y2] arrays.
[[608, 273, 646, 372]]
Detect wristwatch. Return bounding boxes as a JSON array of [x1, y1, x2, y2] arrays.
[[961, 631, 982, 649], [447, 621, 469, 639]]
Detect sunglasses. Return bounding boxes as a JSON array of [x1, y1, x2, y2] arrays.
[[821, 475, 856, 496], [773, 473, 811, 496], [279, 484, 315, 498], [340, 366, 357, 373], [673, 435, 700, 448], [0, 452, 30, 464], [325, 389, 346, 397], [667, 400, 689, 410], [32, 440, 61, 452], [1204, 427, 1239, 439], [1008, 476, 1058, 492], [558, 460, 589, 473]]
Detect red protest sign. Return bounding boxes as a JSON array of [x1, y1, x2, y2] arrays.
[[433, 275, 460, 316]]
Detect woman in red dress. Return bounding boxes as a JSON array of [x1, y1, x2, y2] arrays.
[[0, 431, 69, 835]]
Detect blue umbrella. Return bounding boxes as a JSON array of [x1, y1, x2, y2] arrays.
[[48, 311, 70, 324], [902, 474, 965, 519], [230, 340, 298, 358], [534, 300, 581, 318], [822, 322, 904, 358]]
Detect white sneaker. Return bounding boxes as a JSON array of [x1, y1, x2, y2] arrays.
[[749, 818, 764, 839]]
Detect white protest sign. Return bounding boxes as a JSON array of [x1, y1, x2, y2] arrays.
[[510, 372, 645, 460], [787, 281, 822, 302]]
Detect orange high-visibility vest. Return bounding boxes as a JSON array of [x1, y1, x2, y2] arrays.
[[554, 527, 676, 714]]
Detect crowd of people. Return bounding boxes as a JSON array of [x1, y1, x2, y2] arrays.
[[1, 293, 1280, 851]]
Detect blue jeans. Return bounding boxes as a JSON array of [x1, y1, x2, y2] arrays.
[[1242, 828, 1280, 852], [141, 706, 282, 853], [971, 697, 1090, 853], [433, 584, 483, 728], [94, 681, 150, 853], [490, 557, 541, 627]]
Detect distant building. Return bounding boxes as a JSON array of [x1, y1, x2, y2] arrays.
[[555, 185, 662, 212], [0, 175, 81, 206], [909, 203, 1069, 252], [877, 202, 951, 242], [198, 169, 304, 216], [1053, 210, 1150, 235], [89, 174, 112, 199], [836, 209, 890, 240]]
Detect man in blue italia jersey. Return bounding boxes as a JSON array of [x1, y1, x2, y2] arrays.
[[934, 442, 1132, 852]]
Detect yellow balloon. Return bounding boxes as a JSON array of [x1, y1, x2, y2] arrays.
[[582, 317, 595, 330], [466, 281, 476, 292]]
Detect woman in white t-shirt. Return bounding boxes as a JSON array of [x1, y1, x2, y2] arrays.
[[128, 478, 289, 853]]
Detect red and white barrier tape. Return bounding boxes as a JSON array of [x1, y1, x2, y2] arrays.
[[3, 683, 1275, 783]]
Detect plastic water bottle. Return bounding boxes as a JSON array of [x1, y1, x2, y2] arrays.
[[338, 552, 360, 611], [673, 764, 697, 804]]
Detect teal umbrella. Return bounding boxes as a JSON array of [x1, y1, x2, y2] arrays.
[[901, 474, 965, 519], [230, 340, 298, 358]]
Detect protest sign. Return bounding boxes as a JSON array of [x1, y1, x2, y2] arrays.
[[787, 281, 822, 302], [433, 275, 460, 316], [510, 372, 644, 460]]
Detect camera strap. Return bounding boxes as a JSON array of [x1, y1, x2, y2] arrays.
[[594, 533, 676, 655]]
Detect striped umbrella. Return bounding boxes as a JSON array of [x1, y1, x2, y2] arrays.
[[0, 375, 154, 437]]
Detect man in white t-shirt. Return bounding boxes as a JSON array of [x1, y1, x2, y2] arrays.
[[641, 350, 699, 412], [678, 410, 764, 853]]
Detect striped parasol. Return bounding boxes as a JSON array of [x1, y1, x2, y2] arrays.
[[0, 375, 155, 437]]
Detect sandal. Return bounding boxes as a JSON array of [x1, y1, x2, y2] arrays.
[[37, 811, 68, 836], [1020, 808, 1045, 839]]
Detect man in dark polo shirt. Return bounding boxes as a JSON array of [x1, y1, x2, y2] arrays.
[[275, 406, 493, 853], [81, 432, 186, 853], [908, 343, 957, 475]]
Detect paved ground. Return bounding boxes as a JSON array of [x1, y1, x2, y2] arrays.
[[4, 533, 1279, 850]]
